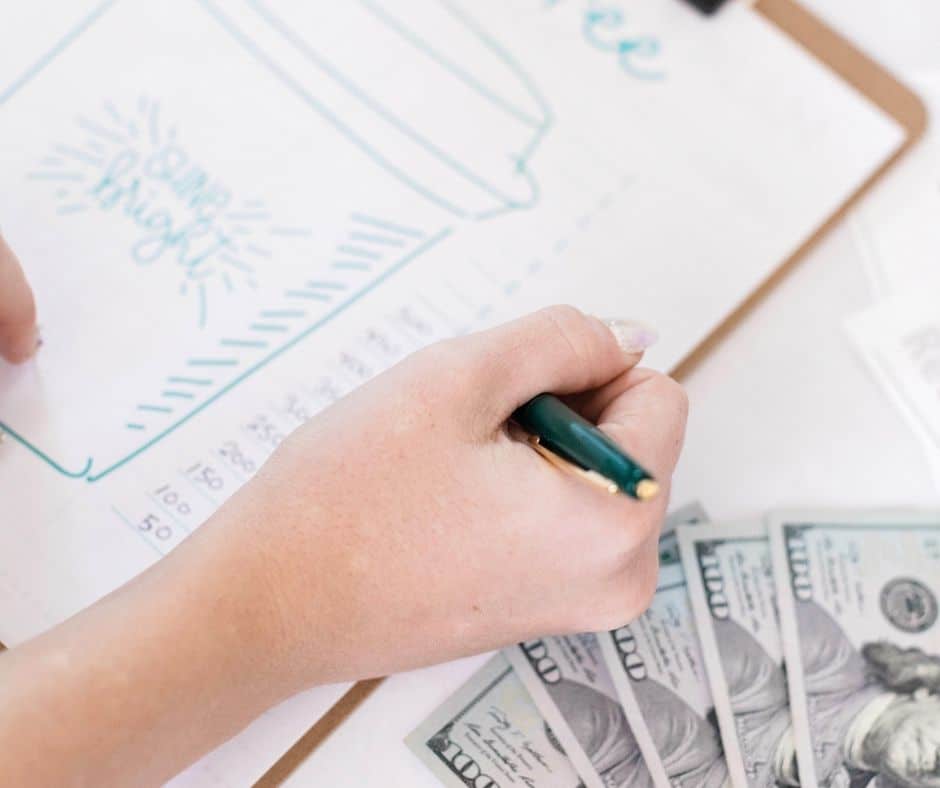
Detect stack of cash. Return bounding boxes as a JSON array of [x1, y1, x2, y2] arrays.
[[407, 504, 940, 787]]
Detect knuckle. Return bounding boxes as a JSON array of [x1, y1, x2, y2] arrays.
[[629, 513, 662, 550], [607, 500, 663, 550], [673, 382, 690, 420], [590, 584, 653, 632], [596, 562, 659, 631], [653, 373, 689, 417], [537, 303, 585, 326], [578, 524, 662, 632], [647, 369, 686, 398], [587, 608, 626, 634], [622, 536, 661, 606], [535, 304, 593, 362], [633, 559, 660, 610]]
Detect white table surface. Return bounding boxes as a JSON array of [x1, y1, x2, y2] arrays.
[[282, 219, 939, 788], [280, 2, 940, 784]]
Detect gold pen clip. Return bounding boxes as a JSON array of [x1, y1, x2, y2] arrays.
[[526, 435, 620, 495]]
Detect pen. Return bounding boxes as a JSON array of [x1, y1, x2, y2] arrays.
[[512, 393, 659, 501]]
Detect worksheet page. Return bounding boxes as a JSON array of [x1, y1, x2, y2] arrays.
[[0, 1, 904, 783]]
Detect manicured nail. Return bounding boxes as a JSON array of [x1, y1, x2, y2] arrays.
[[602, 318, 659, 354]]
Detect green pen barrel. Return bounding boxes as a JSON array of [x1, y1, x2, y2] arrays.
[[512, 393, 654, 499]]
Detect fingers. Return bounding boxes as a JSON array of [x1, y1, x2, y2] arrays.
[[593, 367, 688, 482], [566, 363, 656, 423], [0, 233, 38, 364], [456, 306, 655, 428]]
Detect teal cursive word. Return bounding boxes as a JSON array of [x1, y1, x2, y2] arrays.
[[583, 6, 662, 79], [546, 1, 663, 80], [89, 144, 234, 276]]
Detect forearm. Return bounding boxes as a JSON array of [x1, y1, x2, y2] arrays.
[[0, 516, 288, 786], [0, 307, 686, 784]]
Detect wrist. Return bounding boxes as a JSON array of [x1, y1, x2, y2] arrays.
[[183, 461, 359, 700], [168, 507, 303, 707], [0, 507, 300, 785]]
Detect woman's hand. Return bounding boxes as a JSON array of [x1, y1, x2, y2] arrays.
[[211, 305, 687, 689], [0, 305, 687, 785], [0, 233, 39, 363]]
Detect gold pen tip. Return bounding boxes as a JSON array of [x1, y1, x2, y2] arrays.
[[635, 479, 660, 501]]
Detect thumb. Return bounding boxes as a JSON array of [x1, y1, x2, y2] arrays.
[[0, 233, 39, 364], [461, 305, 657, 424]]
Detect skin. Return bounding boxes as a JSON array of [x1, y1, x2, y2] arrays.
[[0, 233, 688, 785], [0, 233, 38, 363]]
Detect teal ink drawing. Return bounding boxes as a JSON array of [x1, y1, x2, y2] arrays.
[[0, 0, 580, 481], [348, 232, 406, 247], [260, 309, 306, 318], [542, 0, 664, 79], [199, 0, 554, 219], [582, 5, 663, 80], [0, 227, 451, 481], [349, 212, 424, 238], [307, 280, 348, 291], [285, 289, 331, 300], [220, 339, 269, 348], [187, 358, 239, 367], [28, 94, 322, 329], [84, 228, 453, 483], [337, 245, 381, 260], [0, 421, 94, 478]]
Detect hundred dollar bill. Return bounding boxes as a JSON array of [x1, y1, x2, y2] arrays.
[[504, 503, 709, 788], [768, 510, 940, 788], [678, 522, 795, 787], [597, 522, 730, 787], [406, 653, 584, 788], [662, 501, 709, 533], [504, 632, 653, 788]]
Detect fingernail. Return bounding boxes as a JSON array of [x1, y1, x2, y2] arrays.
[[602, 319, 659, 354]]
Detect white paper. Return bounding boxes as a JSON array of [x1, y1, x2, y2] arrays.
[[851, 73, 940, 298], [846, 280, 940, 490], [797, 0, 940, 77], [0, 1, 905, 783]]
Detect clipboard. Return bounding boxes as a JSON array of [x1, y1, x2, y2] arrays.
[[0, 0, 926, 782], [251, 0, 927, 784]]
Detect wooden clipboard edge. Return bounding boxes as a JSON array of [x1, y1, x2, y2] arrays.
[[254, 678, 384, 787], [670, 0, 927, 382], [255, 2, 927, 784]]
